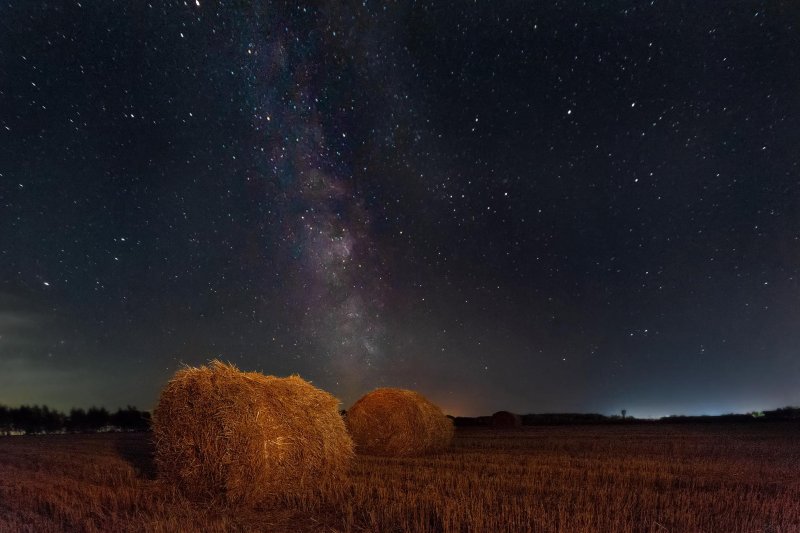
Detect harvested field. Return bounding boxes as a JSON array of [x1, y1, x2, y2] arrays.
[[0, 424, 798, 532]]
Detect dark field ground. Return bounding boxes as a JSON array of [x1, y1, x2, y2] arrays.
[[0, 424, 798, 532]]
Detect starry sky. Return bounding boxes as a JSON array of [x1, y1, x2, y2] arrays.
[[1, 1, 798, 418]]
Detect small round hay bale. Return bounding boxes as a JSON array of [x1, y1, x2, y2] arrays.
[[492, 410, 522, 429], [152, 360, 353, 506], [346, 388, 453, 456]]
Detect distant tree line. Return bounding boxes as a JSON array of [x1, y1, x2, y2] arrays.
[[657, 406, 800, 423], [452, 407, 800, 428], [0, 405, 151, 435], [454, 412, 625, 427]]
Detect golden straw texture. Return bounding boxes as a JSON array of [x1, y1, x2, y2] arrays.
[[346, 388, 453, 456], [152, 360, 353, 506]]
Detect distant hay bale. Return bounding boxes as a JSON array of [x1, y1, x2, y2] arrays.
[[152, 360, 353, 506], [346, 388, 454, 456], [492, 410, 522, 429]]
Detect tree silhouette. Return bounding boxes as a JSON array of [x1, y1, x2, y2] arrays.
[[86, 407, 110, 430], [0, 405, 11, 435], [0, 404, 150, 434], [67, 408, 88, 432], [111, 406, 151, 431]]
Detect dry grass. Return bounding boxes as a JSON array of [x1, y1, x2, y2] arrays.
[[346, 388, 454, 456], [1, 424, 799, 532], [152, 361, 353, 506]]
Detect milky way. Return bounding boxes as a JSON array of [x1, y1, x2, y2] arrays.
[[241, 6, 388, 393], [1, 1, 798, 416]]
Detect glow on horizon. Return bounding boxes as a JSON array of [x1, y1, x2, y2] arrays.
[[620, 403, 793, 420]]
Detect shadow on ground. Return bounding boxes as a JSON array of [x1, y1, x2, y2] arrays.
[[114, 432, 157, 479]]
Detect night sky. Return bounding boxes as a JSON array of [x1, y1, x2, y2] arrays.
[[1, 1, 798, 417]]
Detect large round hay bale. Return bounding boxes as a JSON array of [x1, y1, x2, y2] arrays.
[[492, 410, 522, 429], [346, 388, 453, 456], [152, 360, 353, 506]]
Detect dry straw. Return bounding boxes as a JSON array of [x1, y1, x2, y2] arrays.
[[152, 360, 353, 507], [346, 388, 454, 456]]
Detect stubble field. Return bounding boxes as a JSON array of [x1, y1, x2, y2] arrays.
[[0, 423, 798, 533]]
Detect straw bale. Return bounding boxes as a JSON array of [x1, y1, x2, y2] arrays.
[[152, 360, 353, 506], [346, 388, 453, 456]]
